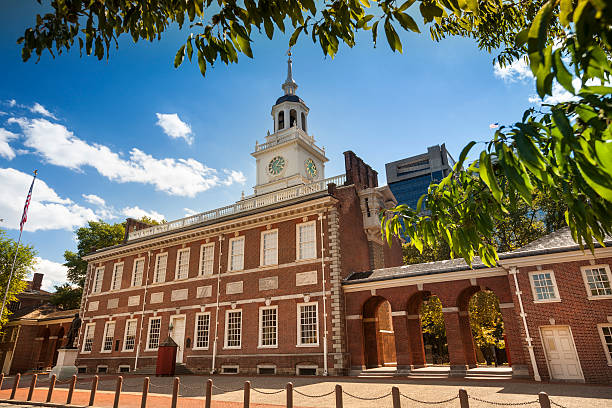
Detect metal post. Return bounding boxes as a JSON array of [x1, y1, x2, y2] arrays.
[[335, 384, 343, 408], [171, 377, 179, 408], [46, 374, 56, 402], [10, 373, 20, 399], [67, 375, 77, 405], [205, 379, 212, 408], [113, 376, 123, 408], [459, 388, 469, 408], [0, 373, 4, 391], [538, 392, 551, 408], [244, 381, 250, 408], [286, 382, 293, 408], [392, 386, 400, 408], [89, 375, 99, 406], [141, 377, 149, 408], [27, 374, 37, 401]]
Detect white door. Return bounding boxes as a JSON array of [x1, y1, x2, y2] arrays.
[[170, 316, 186, 363], [540, 326, 583, 380]]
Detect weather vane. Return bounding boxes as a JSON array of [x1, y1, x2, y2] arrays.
[[287, 47, 292, 57]]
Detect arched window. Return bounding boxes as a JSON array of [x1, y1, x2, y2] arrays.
[[278, 111, 285, 130], [289, 109, 297, 128], [301, 112, 307, 132]]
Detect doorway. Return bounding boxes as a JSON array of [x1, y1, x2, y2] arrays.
[[540, 326, 583, 381], [170, 315, 186, 363]]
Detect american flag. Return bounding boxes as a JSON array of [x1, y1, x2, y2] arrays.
[[19, 170, 37, 232]]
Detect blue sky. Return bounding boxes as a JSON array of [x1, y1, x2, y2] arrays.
[[0, 1, 545, 290]]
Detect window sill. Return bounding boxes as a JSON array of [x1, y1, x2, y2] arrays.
[[121, 349, 135, 353], [296, 343, 319, 348], [223, 346, 242, 350], [192, 347, 210, 351], [144, 348, 159, 352], [533, 299, 561, 304], [587, 295, 612, 300], [257, 345, 278, 349], [100, 350, 112, 354], [81, 351, 91, 354]]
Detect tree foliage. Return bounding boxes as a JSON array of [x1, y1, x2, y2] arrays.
[[469, 290, 504, 350], [420, 295, 448, 363], [49, 283, 82, 310], [0, 229, 37, 330]]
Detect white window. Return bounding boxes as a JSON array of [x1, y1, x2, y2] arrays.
[[194, 313, 210, 349], [597, 324, 612, 366], [199, 243, 215, 276], [154, 253, 167, 283], [82, 323, 95, 353], [297, 221, 316, 260], [92, 267, 104, 294], [229, 237, 245, 271], [101, 321, 115, 352], [131, 258, 145, 287], [582, 265, 612, 299], [123, 319, 137, 351], [261, 230, 278, 266], [147, 317, 162, 350], [259, 306, 278, 348], [110, 263, 123, 291], [528, 270, 560, 302], [297, 302, 318, 346], [175, 248, 190, 280], [224, 309, 242, 349]]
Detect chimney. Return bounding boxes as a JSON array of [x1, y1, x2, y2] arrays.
[[343, 151, 378, 191], [32, 273, 43, 291]]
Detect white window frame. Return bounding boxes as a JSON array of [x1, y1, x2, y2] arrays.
[[228, 236, 245, 271], [258, 305, 278, 348], [146, 317, 162, 351], [597, 323, 612, 366], [224, 309, 242, 349], [92, 267, 104, 294], [175, 248, 190, 280], [193, 312, 211, 350], [257, 364, 277, 375], [221, 365, 239, 374], [528, 270, 561, 303], [101, 321, 115, 353], [122, 319, 138, 352], [296, 221, 317, 260], [581, 264, 612, 300], [297, 302, 319, 347], [110, 262, 124, 291], [199, 243, 215, 276], [153, 253, 167, 283], [117, 365, 131, 373], [81, 323, 96, 353], [131, 257, 145, 287], [260, 230, 278, 266], [96, 365, 109, 374], [296, 364, 318, 375]]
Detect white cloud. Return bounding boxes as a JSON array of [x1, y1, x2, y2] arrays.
[[121, 206, 165, 222], [8, 99, 16, 107], [0, 167, 98, 232], [155, 113, 194, 144], [221, 169, 247, 186], [8, 117, 244, 197], [82, 194, 106, 207], [0, 128, 18, 160], [34, 257, 69, 291], [29, 102, 57, 119], [184, 207, 198, 216], [494, 58, 533, 83]]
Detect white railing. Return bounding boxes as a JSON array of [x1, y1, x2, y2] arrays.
[[127, 174, 347, 241], [254, 128, 325, 156]]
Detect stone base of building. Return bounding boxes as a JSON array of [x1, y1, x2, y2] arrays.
[[50, 348, 78, 380], [511, 364, 531, 379], [449, 365, 468, 377]]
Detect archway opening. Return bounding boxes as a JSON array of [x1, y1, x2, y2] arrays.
[[419, 294, 449, 365], [301, 112, 306, 131], [289, 109, 297, 127], [467, 290, 508, 367], [362, 296, 397, 368], [278, 111, 285, 130]]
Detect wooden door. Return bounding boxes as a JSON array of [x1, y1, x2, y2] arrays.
[[541, 326, 583, 380], [171, 316, 186, 363]]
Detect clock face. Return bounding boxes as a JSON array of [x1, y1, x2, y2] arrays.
[[305, 158, 318, 178], [268, 156, 286, 176]]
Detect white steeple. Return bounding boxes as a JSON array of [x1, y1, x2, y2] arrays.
[[282, 49, 298, 95]]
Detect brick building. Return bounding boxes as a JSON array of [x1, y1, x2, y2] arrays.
[[76, 56, 403, 376]]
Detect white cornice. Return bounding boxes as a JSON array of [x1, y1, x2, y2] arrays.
[[499, 247, 612, 268]]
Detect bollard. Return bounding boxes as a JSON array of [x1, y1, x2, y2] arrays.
[[459, 388, 469, 408], [141, 377, 149, 408], [171, 377, 179, 408], [10, 373, 20, 399], [27, 373, 37, 401], [286, 382, 293, 408], [89, 375, 99, 406], [113, 376, 123, 408], [392, 386, 400, 408], [205, 379, 212, 408], [335, 384, 343, 408], [67, 375, 77, 405], [0, 373, 4, 390], [46, 374, 56, 402], [538, 392, 551, 408], [244, 381, 251, 408]]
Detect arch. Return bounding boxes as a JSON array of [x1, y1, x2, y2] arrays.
[[278, 111, 285, 130], [301, 112, 307, 132], [465, 289, 508, 367], [289, 109, 297, 128], [362, 296, 397, 368], [38, 327, 51, 370], [404, 291, 450, 366]]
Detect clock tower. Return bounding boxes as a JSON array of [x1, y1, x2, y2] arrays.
[[251, 53, 329, 195]]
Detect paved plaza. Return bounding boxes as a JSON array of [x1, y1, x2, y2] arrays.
[[1, 374, 611, 407]]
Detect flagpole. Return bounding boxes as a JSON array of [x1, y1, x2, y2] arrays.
[[0, 170, 37, 325]]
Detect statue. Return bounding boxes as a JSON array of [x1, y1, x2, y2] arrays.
[[64, 313, 81, 349]]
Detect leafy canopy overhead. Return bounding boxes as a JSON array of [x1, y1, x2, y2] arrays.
[[19, 0, 612, 265]]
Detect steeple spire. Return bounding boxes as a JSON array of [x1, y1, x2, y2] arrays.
[[282, 48, 298, 95]]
